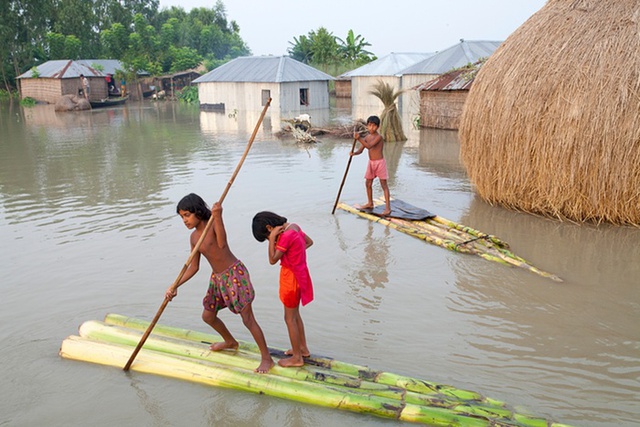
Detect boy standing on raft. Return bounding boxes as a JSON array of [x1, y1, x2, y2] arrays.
[[351, 115, 391, 216], [165, 193, 274, 373]]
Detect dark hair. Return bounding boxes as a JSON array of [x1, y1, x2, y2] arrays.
[[177, 193, 211, 221], [366, 115, 380, 126], [252, 211, 287, 242]]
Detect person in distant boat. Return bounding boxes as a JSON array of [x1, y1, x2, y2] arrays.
[[351, 115, 391, 216], [80, 74, 90, 100], [252, 211, 313, 368], [165, 194, 274, 373], [105, 73, 116, 94]]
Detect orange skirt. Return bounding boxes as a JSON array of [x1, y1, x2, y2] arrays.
[[279, 266, 300, 308]]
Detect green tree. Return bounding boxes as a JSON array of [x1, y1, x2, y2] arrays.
[[5, 0, 53, 83], [64, 35, 82, 59], [288, 27, 373, 74], [46, 32, 67, 60], [169, 46, 202, 73], [337, 29, 375, 66], [288, 35, 313, 64], [52, 0, 99, 57], [2, 0, 251, 90], [308, 27, 338, 68], [101, 22, 129, 59]]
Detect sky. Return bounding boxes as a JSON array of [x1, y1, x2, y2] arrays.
[[158, 0, 548, 57]]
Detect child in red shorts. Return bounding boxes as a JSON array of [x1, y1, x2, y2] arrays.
[[351, 115, 391, 216], [252, 211, 314, 367]]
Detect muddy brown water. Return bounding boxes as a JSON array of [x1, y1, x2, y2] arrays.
[[0, 101, 638, 426]]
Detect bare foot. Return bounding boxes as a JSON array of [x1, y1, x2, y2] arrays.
[[356, 203, 373, 210], [209, 341, 239, 352], [284, 348, 310, 358], [278, 356, 304, 368], [254, 358, 275, 374], [381, 209, 391, 217]]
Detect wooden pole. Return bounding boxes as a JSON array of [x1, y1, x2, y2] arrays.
[[331, 128, 359, 214], [124, 98, 272, 371]]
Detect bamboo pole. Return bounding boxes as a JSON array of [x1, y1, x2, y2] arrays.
[[332, 129, 359, 214], [123, 98, 272, 371]]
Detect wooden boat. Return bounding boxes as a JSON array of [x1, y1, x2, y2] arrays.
[[59, 314, 572, 427], [337, 199, 562, 282], [90, 95, 128, 109]]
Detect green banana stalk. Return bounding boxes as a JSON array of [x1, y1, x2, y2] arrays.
[[336, 202, 561, 282], [63, 320, 573, 427]]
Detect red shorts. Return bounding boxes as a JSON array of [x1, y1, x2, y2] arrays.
[[365, 159, 388, 180], [279, 266, 301, 308]]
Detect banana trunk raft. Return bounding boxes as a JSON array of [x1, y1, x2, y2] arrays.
[[336, 199, 561, 282], [60, 314, 572, 426]]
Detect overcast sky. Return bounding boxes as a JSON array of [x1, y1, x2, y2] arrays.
[[158, 1, 548, 57]]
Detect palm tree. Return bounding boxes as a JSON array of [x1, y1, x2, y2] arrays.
[[369, 80, 406, 142], [288, 35, 314, 64], [337, 29, 375, 66]]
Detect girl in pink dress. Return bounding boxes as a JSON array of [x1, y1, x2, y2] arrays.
[[252, 211, 313, 367]]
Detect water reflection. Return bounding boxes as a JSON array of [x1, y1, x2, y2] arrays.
[[417, 127, 467, 178], [348, 223, 391, 310], [447, 195, 640, 424]]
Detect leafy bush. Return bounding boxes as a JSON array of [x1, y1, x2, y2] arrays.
[[0, 89, 18, 99], [177, 86, 198, 104], [20, 97, 37, 107]]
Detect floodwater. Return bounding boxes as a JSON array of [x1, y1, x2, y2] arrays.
[[0, 100, 638, 427]]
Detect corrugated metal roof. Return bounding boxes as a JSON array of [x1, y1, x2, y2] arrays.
[[401, 40, 501, 75], [17, 59, 149, 79], [16, 60, 104, 79], [192, 56, 334, 83], [77, 59, 124, 75], [416, 67, 478, 91], [339, 52, 434, 78]]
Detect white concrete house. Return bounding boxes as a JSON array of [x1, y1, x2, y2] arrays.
[[339, 52, 434, 118], [193, 56, 334, 115]]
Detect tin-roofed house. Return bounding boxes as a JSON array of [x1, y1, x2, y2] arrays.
[[339, 52, 433, 118], [417, 65, 480, 130], [193, 56, 334, 114], [400, 40, 502, 122], [16, 60, 108, 103]]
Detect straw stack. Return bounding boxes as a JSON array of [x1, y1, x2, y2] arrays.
[[459, 0, 640, 225]]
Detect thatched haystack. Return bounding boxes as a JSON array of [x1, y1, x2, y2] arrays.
[[459, 0, 640, 225], [369, 80, 407, 142]]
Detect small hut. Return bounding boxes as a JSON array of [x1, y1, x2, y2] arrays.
[[334, 76, 351, 98], [16, 60, 107, 103], [192, 56, 333, 113], [154, 69, 202, 99], [417, 64, 480, 130], [459, 0, 640, 225]]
